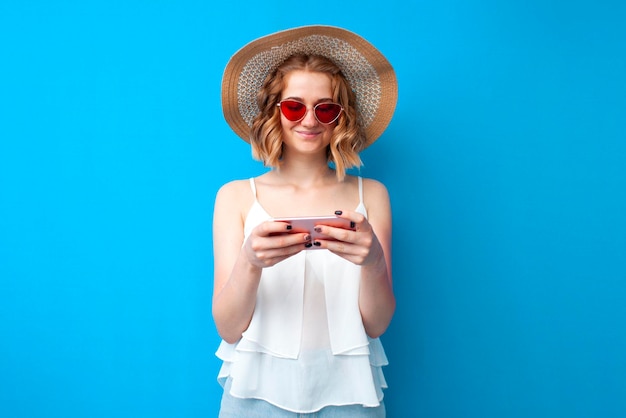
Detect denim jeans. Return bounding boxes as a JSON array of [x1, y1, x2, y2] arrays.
[[218, 378, 386, 418]]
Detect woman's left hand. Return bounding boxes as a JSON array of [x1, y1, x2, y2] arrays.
[[312, 210, 385, 266]]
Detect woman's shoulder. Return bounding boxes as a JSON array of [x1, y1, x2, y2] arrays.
[[217, 178, 251, 195], [347, 174, 389, 197], [214, 178, 255, 211]]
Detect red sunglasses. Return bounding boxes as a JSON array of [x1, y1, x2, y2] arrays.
[[277, 100, 344, 124]]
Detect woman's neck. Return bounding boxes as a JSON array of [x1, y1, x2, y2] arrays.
[[269, 156, 338, 188]]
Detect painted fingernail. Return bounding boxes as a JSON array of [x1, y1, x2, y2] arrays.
[[305, 242, 313, 248], [334, 210, 343, 215], [286, 224, 292, 230], [350, 221, 356, 229], [313, 241, 321, 246], [314, 227, 322, 233], [304, 234, 311, 241]]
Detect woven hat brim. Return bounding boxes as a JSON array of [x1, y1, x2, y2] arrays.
[[222, 25, 397, 147]]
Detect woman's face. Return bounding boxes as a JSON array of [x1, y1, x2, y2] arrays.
[[279, 70, 336, 158]]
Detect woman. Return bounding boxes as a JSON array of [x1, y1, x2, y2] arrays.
[[213, 25, 398, 417]]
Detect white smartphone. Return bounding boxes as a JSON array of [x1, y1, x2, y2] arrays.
[[271, 215, 355, 241]]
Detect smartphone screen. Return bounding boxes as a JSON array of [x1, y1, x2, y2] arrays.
[[271, 215, 354, 242]]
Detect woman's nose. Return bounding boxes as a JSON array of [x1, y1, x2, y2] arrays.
[[300, 107, 319, 126]]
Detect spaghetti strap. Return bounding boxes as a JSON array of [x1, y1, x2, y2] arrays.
[[358, 176, 364, 206], [249, 177, 257, 199], [354, 176, 367, 216]]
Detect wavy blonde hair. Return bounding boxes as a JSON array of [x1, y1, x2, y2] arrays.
[[250, 54, 366, 181]]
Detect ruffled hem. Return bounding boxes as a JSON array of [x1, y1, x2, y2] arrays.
[[216, 337, 388, 414]]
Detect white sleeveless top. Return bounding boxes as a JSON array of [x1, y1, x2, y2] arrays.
[[215, 176, 388, 413]]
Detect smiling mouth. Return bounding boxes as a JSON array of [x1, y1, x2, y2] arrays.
[[296, 130, 321, 137]]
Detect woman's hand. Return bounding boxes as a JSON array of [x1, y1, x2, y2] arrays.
[[243, 220, 312, 268], [311, 210, 385, 266]]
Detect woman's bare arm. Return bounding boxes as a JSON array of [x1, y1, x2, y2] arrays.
[[357, 179, 395, 338], [211, 180, 312, 343], [211, 181, 261, 343]]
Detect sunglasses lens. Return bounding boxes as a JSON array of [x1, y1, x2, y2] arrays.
[[279, 100, 307, 121], [314, 103, 342, 124], [278, 100, 342, 124]]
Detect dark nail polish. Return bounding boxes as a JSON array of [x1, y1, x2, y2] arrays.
[[350, 221, 356, 229], [304, 234, 311, 241], [286, 224, 292, 230], [314, 227, 322, 233], [334, 210, 343, 215], [313, 241, 321, 246], [305, 242, 313, 248]]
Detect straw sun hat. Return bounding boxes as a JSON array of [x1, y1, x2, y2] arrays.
[[221, 25, 397, 147]]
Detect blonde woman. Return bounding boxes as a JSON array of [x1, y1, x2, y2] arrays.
[[213, 26, 398, 417]]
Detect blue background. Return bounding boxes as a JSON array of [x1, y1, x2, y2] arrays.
[[1, 1, 625, 417]]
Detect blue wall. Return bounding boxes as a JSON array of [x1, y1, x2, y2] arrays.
[[1, 1, 624, 417]]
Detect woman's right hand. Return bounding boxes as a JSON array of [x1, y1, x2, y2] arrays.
[[243, 220, 311, 268]]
